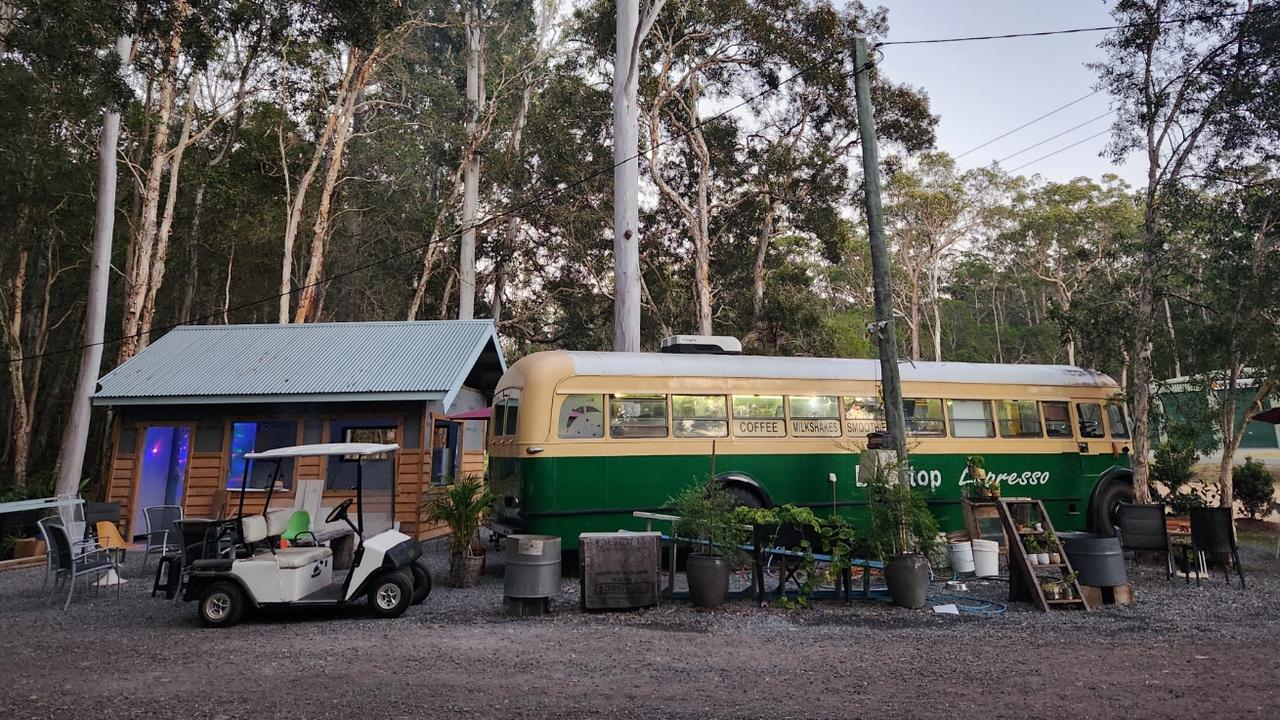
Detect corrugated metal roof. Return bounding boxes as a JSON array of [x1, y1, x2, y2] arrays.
[[94, 321, 505, 405]]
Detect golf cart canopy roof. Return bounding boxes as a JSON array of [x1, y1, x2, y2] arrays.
[[245, 443, 400, 460]]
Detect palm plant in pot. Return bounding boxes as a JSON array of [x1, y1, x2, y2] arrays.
[[668, 480, 747, 609], [863, 459, 940, 609], [425, 476, 494, 587]]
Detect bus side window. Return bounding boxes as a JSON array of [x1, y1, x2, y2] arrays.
[[996, 399, 1042, 438], [491, 398, 506, 439], [843, 396, 886, 437], [1042, 401, 1073, 438], [1077, 403, 1105, 438], [609, 395, 668, 439], [948, 400, 996, 438], [731, 395, 786, 437], [787, 396, 841, 437], [672, 395, 728, 438], [1107, 403, 1131, 439], [503, 393, 520, 436], [558, 394, 604, 439], [904, 398, 945, 437]]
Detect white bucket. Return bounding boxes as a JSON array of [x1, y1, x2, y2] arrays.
[[972, 539, 1000, 577], [947, 541, 975, 574]]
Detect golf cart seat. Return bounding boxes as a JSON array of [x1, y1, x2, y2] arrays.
[[274, 546, 333, 569], [241, 515, 332, 569]]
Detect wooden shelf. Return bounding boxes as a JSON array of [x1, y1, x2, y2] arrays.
[[1046, 598, 1085, 605]]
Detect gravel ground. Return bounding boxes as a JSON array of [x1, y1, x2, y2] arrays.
[[3, 534, 1279, 720]]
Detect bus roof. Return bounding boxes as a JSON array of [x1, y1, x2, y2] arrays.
[[509, 351, 1118, 389]]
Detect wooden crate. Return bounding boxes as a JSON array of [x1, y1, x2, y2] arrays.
[[1080, 583, 1134, 609]]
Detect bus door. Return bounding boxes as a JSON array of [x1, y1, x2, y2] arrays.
[[1073, 401, 1113, 494]]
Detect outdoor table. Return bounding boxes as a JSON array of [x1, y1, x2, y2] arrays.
[[631, 511, 767, 602]]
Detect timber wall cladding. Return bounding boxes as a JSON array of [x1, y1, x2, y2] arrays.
[[107, 456, 135, 532]]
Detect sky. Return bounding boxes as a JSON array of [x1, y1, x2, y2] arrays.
[[873, 0, 1145, 186]]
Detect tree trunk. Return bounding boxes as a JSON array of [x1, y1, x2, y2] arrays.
[[751, 195, 776, 329], [279, 50, 356, 323], [612, 0, 664, 351], [689, 82, 712, 336], [909, 272, 921, 361], [1163, 296, 1181, 378], [1130, 211, 1158, 504], [2, 248, 30, 491], [928, 255, 942, 361], [56, 33, 133, 496], [222, 240, 235, 324], [117, 4, 188, 363], [138, 89, 196, 342], [458, 1, 485, 320]]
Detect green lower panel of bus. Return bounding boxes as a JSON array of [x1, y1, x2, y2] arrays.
[[488, 451, 1128, 550]]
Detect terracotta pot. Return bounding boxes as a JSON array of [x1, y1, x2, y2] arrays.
[[449, 553, 484, 587], [13, 538, 45, 559]]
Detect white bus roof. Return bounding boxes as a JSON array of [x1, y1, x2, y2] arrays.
[[245, 443, 400, 460], [553, 352, 1117, 388]]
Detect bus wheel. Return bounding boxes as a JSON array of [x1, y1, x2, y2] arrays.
[[725, 485, 764, 509], [1091, 480, 1134, 535]]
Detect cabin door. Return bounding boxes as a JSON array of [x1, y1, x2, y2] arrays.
[[131, 426, 192, 538]]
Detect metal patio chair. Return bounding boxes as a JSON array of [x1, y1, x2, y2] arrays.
[[36, 516, 94, 593], [1186, 507, 1246, 589], [44, 521, 119, 609], [1116, 502, 1174, 580], [141, 505, 183, 569]]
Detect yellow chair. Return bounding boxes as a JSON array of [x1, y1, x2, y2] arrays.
[[96, 521, 130, 563]]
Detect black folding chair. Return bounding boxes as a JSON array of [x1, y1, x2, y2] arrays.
[[1186, 507, 1245, 589], [1116, 503, 1174, 580]]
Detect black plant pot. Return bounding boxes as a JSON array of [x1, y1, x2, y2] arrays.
[[885, 554, 930, 609], [687, 553, 731, 608]]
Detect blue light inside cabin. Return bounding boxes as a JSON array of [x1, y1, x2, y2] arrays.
[[227, 422, 259, 490]]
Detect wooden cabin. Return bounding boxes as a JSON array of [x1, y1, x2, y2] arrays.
[[92, 320, 505, 540]]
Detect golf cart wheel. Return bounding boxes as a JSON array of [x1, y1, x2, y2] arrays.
[[199, 581, 245, 628], [368, 571, 413, 618], [410, 559, 433, 605]]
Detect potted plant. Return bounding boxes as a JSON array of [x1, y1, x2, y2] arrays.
[[965, 456, 997, 499], [1025, 535, 1042, 565], [668, 480, 747, 609], [1045, 531, 1061, 565], [425, 476, 494, 587], [863, 459, 940, 609], [1061, 571, 1079, 599], [1041, 580, 1062, 600]]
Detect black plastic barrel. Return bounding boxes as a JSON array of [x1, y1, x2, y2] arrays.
[[1061, 533, 1127, 587]]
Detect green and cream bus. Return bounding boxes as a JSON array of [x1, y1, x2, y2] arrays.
[[487, 347, 1135, 549]]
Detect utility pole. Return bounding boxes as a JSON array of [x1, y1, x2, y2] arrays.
[[852, 36, 909, 473]]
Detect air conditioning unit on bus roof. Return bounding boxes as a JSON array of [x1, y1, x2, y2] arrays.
[[659, 335, 743, 355]]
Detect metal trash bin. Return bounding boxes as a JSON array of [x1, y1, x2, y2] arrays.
[[503, 535, 561, 616], [1061, 533, 1127, 587]]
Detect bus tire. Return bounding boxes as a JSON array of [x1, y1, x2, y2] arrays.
[[724, 484, 765, 509], [1091, 479, 1134, 535]]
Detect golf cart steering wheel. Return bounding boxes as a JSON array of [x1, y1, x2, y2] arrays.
[[326, 498, 354, 525]]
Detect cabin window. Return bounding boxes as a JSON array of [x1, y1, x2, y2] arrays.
[[672, 395, 729, 438], [1042, 401, 1073, 438], [948, 400, 996, 438], [1107, 403, 1131, 439], [1077, 403, 1105, 438], [996, 400, 1042, 438], [558, 394, 605, 439], [609, 395, 668, 439], [731, 395, 786, 437], [843, 397, 886, 437], [324, 420, 397, 491], [904, 398, 945, 437], [226, 420, 298, 490], [788, 396, 841, 437]]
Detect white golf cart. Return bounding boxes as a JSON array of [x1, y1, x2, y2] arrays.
[[181, 443, 431, 627]]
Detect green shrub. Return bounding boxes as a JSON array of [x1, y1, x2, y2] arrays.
[[667, 479, 748, 556], [1234, 457, 1275, 520], [1151, 439, 1198, 498]]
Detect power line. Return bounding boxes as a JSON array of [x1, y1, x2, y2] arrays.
[[879, 6, 1280, 46], [1, 54, 875, 366], [995, 110, 1115, 164], [1008, 127, 1113, 173], [956, 90, 1100, 159]]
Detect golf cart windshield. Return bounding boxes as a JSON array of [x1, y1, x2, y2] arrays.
[[244, 443, 399, 537]]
